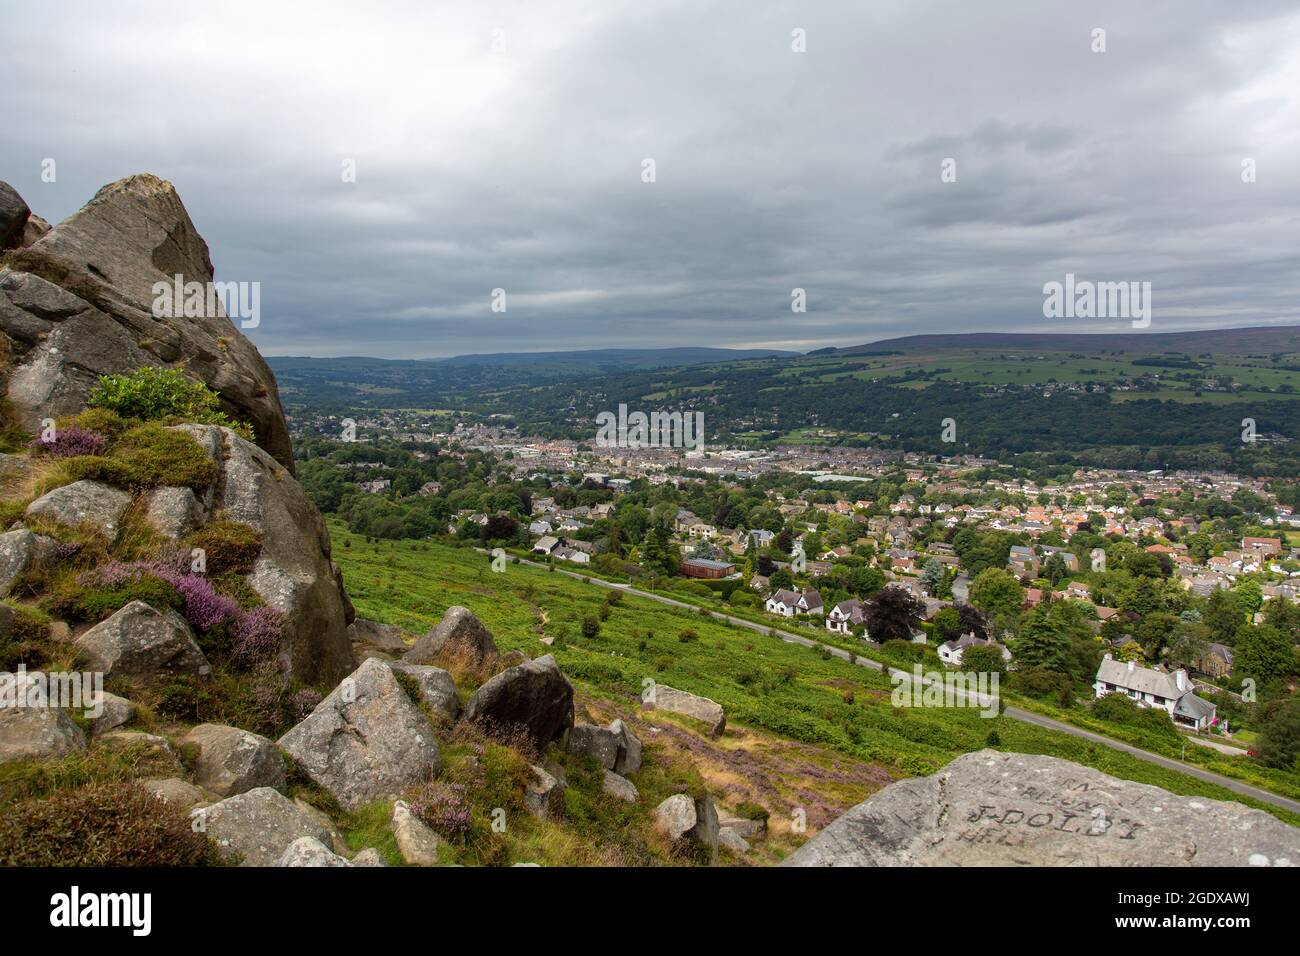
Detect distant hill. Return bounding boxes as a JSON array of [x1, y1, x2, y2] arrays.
[[838, 325, 1300, 355], [270, 347, 798, 376], [439, 346, 799, 369]]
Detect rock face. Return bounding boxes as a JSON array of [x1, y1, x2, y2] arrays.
[[195, 787, 334, 866], [643, 685, 725, 738], [718, 812, 766, 842], [142, 486, 204, 538], [140, 777, 210, 809], [74, 601, 210, 684], [525, 764, 566, 819], [784, 750, 1300, 867], [24, 480, 132, 539], [277, 836, 352, 867], [278, 658, 440, 810], [176, 424, 353, 686], [719, 827, 752, 854], [0, 528, 58, 597], [0, 679, 87, 764], [463, 654, 574, 748], [387, 661, 460, 723], [566, 723, 620, 768], [653, 793, 720, 860], [391, 800, 440, 865], [602, 770, 638, 804], [567, 719, 642, 775], [87, 691, 135, 736], [181, 723, 286, 797], [404, 606, 498, 668], [0, 182, 29, 250], [74, 600, 209, 683], [0, 175, 294, 470]]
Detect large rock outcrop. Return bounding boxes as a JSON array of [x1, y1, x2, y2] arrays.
[[463, 654, 574, 749], [189, 424, 351, 683], [195, 787, 335, 866], [0, 675, 88, 765], [404, 606, 498, 668], [0, 175, 293, 471], [173, 423, 352, 686], [0, 183, 30, 251], [783, 750, 1300, 867], [278, 658, 440, 810], [643, 684, 725, 738], [181, 723, 286, 797], [73, 600, 210, 684]]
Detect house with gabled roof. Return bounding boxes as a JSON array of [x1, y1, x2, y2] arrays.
[[1094, 655, 1217, 731]]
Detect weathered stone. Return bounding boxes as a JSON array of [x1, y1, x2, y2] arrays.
[[387, 661, 460, 722], [718, 812, 766, 842], [277, 836, 352, 867], [404, 605, 498, 668], [143, 486, 204, 538], [602, 770, 638, 804], [0, 528, 58, 597], [691, 794, 721, 860], [653, 793, 719, 860], [140, 777, 209, 809], [293, 797, 350, 855], [74, 601, 210, 683], [3, 174, 294, 470], [0, 675, 87, 764], [0, 181, 28, 250], [20, 213, 50, 248], [350, 617, 410, 654], [187, 425, 352, 686], [567, 723, 620, 769], [644, 684, 725, 738], [391, 800, 441, 865], [24, 479, 133, 539], [783, 750, 1300, 867], [463, 654, 574, 748], [351, 847, 387, 867], [719, 826, 752, 854], [525, 764, 566, 819], [181, 723, 286, 797], [654, 794, 697, 840], [566, 718, 642, 776], [195, 787, 333, 866], [609, 718, 642, 775], [88, 691, 135, 736], [278, 658, 439, 810]]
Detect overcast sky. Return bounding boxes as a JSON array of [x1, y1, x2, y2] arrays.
[[3, 1, 1299, 358]]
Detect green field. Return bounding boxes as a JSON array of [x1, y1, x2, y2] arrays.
[[331, 525, 1300, 827]]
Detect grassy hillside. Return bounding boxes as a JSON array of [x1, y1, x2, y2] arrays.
[[331, 526, 1300, 831]]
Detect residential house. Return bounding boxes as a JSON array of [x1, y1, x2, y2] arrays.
[[938, 632, 1012, 666], [825, 598, 864, 635], [1094, 655, 1217, 731], [1193, 643, 1234, 680]]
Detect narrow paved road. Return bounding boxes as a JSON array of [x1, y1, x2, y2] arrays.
[[493, 551, 1300, 815]]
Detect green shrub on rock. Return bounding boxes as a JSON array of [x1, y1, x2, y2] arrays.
[[184, 517, 263, 575], [87, 366, 253, 439]]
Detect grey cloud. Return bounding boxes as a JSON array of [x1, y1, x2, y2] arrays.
[[1, 0, 1297, 358]]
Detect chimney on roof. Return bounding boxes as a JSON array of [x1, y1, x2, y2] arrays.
[[1175, 669, 1187, 691], [1127, 659, 1135, 673]]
